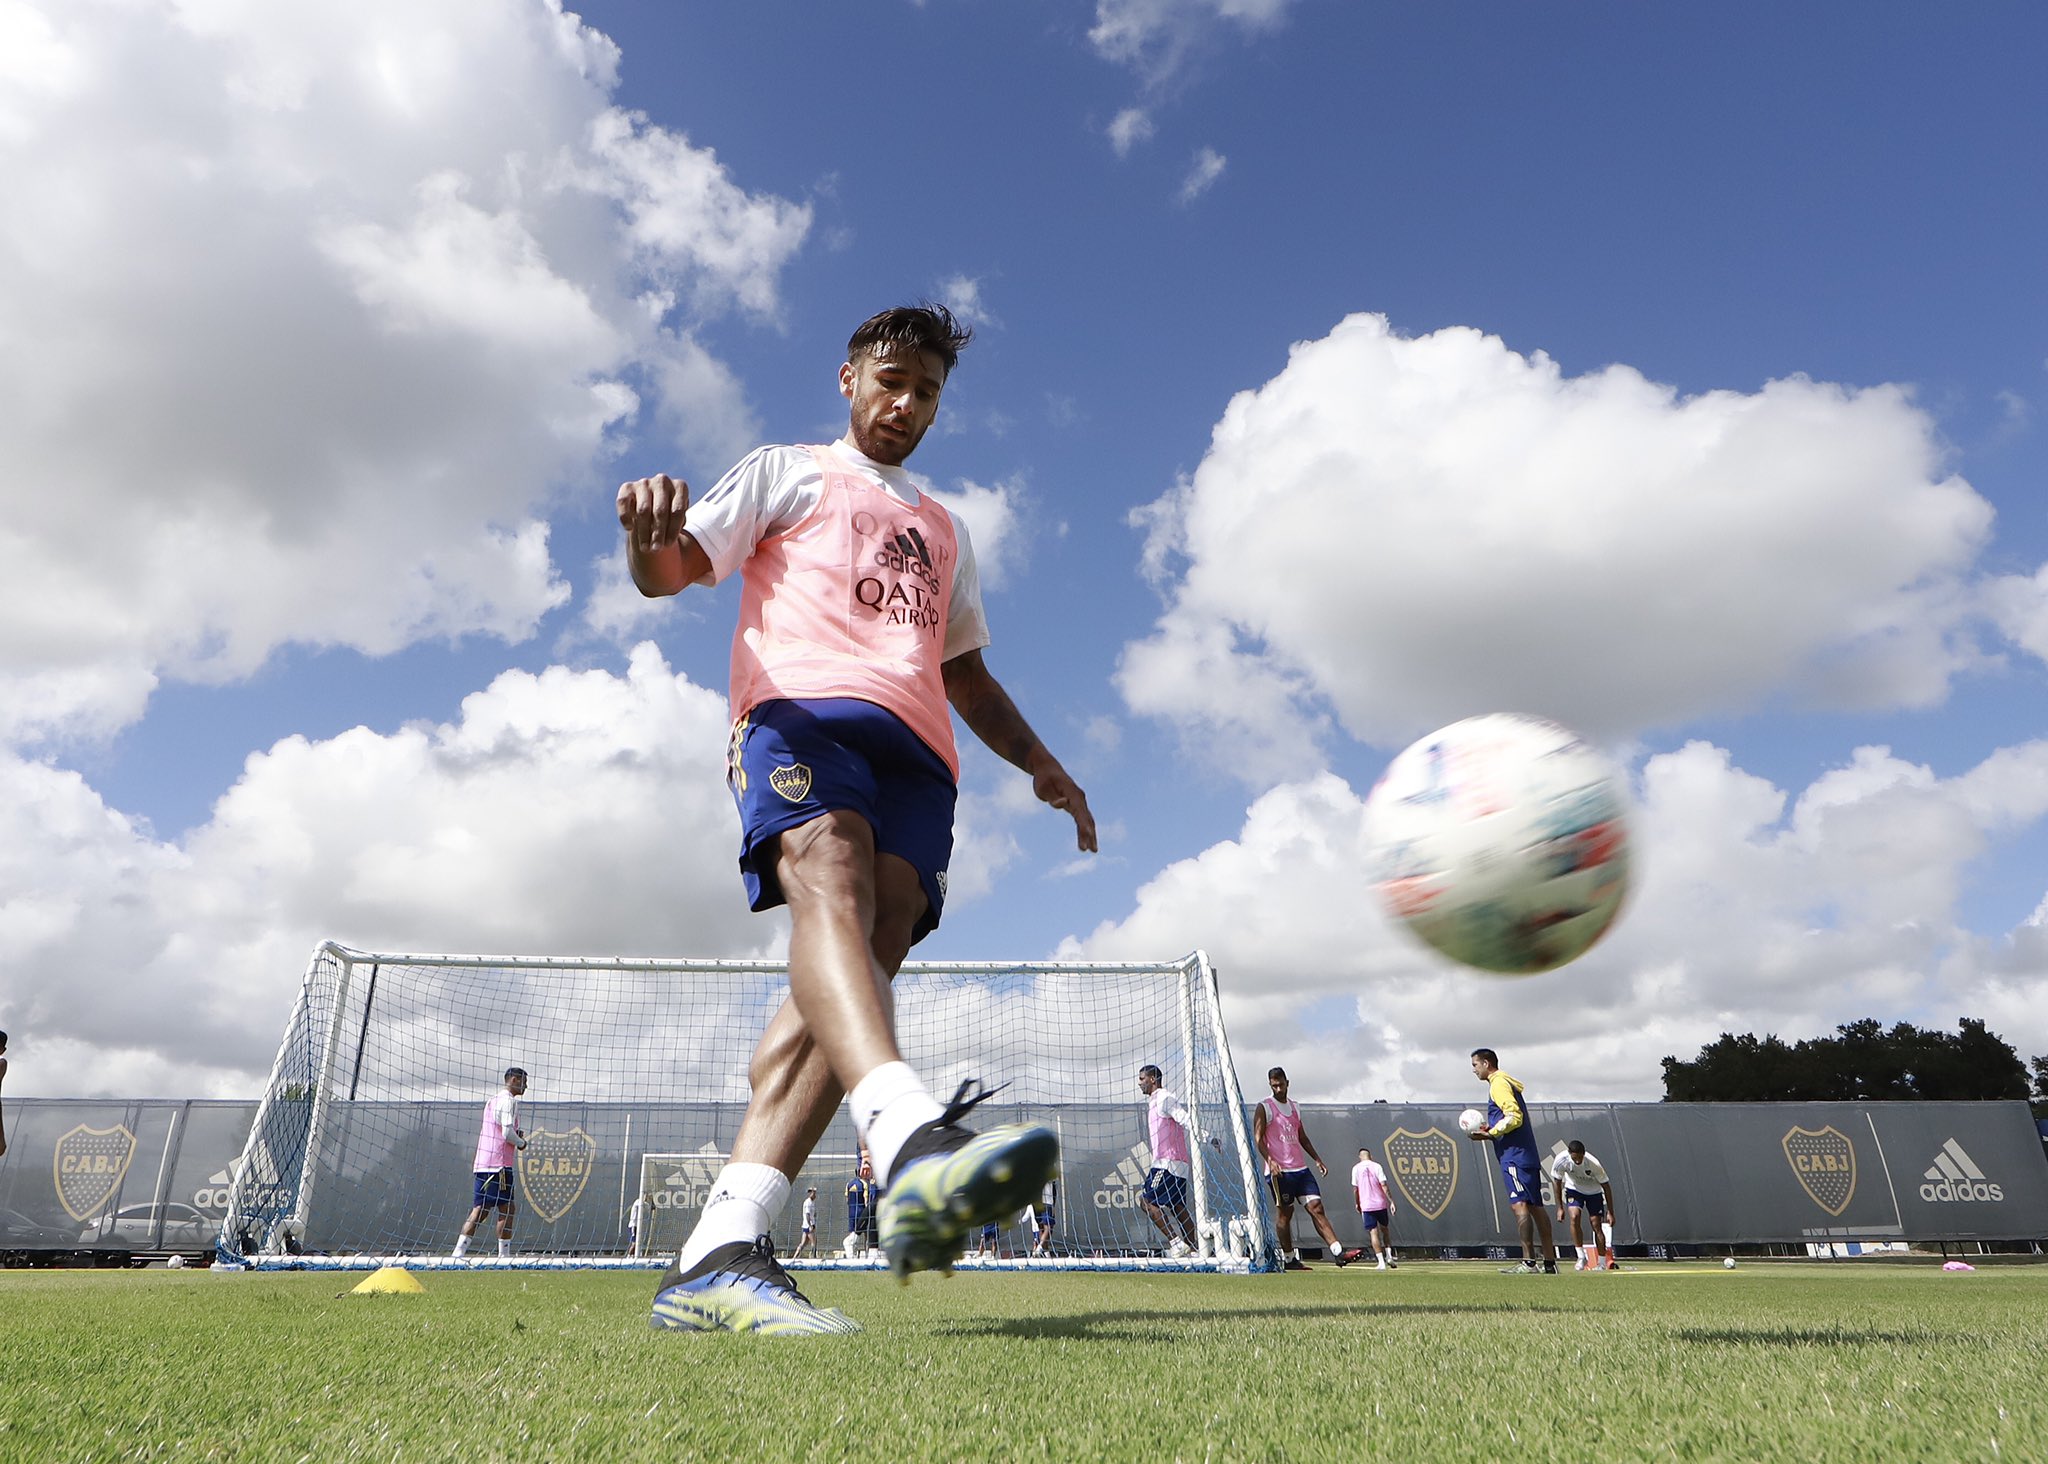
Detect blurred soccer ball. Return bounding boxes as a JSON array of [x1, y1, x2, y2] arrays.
[[1365, 713, 1631, 976], [1457, 1108, 1484, 1134], [1723, 1256, 1737, 1269], [167, 1255, 186, 1269]]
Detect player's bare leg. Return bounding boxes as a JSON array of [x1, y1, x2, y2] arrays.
[[1275, 1195, 1304, 1265], [649, 838, 920, 1336], [1303, 1196, 1342, 1254]]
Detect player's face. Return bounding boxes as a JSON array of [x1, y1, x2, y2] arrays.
[[840, 346, 946, 466], [507, 1073, 527, 1096], [1137, 1070, 1157, 1094], [1469, 1054, 1492, 1082], [1268, 1073, 1288, 1101]]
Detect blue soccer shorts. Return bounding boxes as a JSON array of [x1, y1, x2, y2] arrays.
[[473, 1168, 514, 1209], [729, 697, 957, 944], [1142, 1169, 1190, 1212], [1272, 1167, 1322, 1206], [1566, 1189, 1607, 1219], [1498, 1152, 1542, 1204], [1362, 1207, 1390, 1231]]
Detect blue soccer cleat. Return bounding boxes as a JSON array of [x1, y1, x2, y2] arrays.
[[650, 1237, 860, 1337], [877, 1080, 1058, 1283]]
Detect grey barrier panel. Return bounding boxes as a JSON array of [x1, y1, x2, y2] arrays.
[[0, 1099, 256, 1252], [1287, 1105, 1634, 1251], [4, 1097, 2043, 1253], [1875, 1103, 2048, 1238], [1616, 1100, 2048, 1244]]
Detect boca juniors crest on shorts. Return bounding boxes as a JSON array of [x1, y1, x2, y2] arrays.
[[519, 1128, 597, 1223], [768, 763, 813, 802]]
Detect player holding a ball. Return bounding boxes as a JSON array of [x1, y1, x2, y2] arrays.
[[1467, 1048, 1559, 1275]]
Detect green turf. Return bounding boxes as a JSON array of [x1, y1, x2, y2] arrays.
[[2, 1262, 2041, 1462]]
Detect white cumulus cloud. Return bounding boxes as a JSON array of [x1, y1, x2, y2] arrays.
[[1177, 146, 1227, 203], [0, 0, 809, 745], [1063, 739, 2048, 1105], [1120, 313, 1998, 782]]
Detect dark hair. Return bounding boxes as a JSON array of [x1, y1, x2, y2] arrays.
[[0, 1030, 8, 1049], [1267, 1066, 1287, 1081], [1567, 1139, 1585, 1152], [847, 303, 973, 377], [1470, 1048, 1498, 1067], [504, 1066, 527, 1081], [1139, 1064, 1162, 1082]]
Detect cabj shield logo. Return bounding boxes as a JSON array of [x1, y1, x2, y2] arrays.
[[769, 763, 812, 802], [520, 1128, 597, 1224], [1384, 1127, 1458, 1220], [55, 1124, 138, 1221], [1782, 1125, 1857, 1216]]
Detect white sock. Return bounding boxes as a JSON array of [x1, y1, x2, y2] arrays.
[[674, 1163, 791, 1274], [497, 1238, 510, 1258], [850, 1062, 944, 1184], [452, 1233, 471, 1257]]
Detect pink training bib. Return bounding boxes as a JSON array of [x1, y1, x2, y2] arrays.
[[728, 446, 960, 775]]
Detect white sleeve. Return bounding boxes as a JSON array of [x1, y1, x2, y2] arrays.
[[1589, 1159, 1610, 1184], [680, 445, 817, 586], [941, 507, 992, 662], [497, 1095, 520, 1143]]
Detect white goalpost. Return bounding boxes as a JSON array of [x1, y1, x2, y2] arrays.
[[216, 943, 1280, 1272]]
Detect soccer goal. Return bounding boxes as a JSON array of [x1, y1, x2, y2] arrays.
[[215, 943, 1281, 1272]]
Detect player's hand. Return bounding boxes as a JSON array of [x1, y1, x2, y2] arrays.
[[1468, 1127, 1490, 1141], [617, 473, 690, 554], [1031, 758, 1097, 852], [1315, 1160, 1329, 1177]]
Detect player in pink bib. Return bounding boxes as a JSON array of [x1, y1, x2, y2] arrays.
[[618, 305, 1097, 1335], [1345, 1146, 1398, 1270], [452, 1066, 527, 1259], [1253, 1067, 1349, 1268]]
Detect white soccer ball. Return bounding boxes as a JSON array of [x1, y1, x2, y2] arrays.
[[1457, 1108, 1485, 1134], [1724, 1256, 1737, 1269], [1365, 713, 1631, 976], [167, 1255, 186, 1269]]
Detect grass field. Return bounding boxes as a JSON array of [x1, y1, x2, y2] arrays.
[[3, 1261, 2042, 1462]]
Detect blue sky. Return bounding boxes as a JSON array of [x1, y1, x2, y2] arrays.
[[3, 0, 2046, 1103]]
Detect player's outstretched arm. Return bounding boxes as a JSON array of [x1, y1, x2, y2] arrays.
[[942, 649, 1097, 852], [617, 473, 712, 598]]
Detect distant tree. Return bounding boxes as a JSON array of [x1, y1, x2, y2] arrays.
[[2032, 1056, 2048, 1120], [1661, 1018, 2030, 1103]]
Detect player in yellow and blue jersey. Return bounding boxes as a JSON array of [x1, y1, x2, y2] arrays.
[[1467, 1048, 1559, 1275]]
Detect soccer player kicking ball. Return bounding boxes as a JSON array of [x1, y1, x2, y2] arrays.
[[618, 305, 1096, 1336], [1550, 1140, 1618, 1270], [1467, 1048, 1559, 1275]]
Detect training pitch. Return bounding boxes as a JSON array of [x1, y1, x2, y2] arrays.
[[2, 1261, 2040, 1461]]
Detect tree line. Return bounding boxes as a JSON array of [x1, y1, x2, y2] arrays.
[[1661, 1017, 2048, 1116]]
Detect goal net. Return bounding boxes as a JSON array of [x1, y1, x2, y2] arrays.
[[217, 943, 1280, 1272]]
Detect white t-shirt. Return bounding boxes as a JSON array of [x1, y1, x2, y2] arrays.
[[682, 440, 991, 662], [801, 1195, 818, 1230], [1550, 1150, 1610, 1195]]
